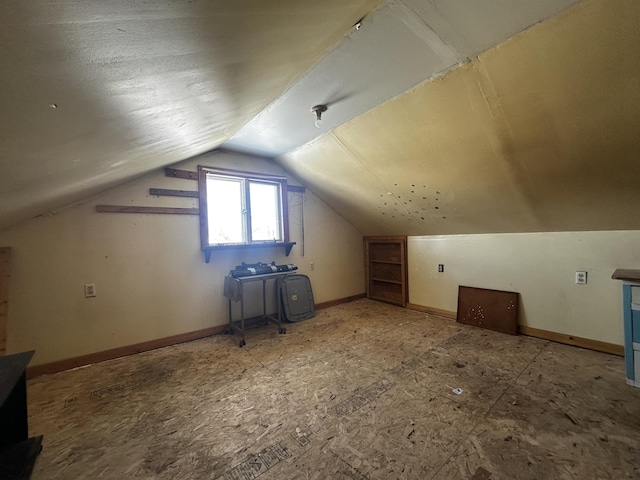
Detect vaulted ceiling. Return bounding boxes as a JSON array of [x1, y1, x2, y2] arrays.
[[2, 0, 639, 235], [0, 0, 379, 229]]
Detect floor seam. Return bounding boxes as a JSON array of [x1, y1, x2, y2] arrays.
[[484, 340, 551, 417], [429, 340, 551, 479]]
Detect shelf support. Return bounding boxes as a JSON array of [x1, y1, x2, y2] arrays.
[[204, 242, 296, 264]]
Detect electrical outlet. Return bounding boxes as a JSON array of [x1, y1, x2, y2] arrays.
[[309, 262, 315, 271], [84, 283, 96, 297], [438, 264, 444, 273], [575, 271, 587, 285]]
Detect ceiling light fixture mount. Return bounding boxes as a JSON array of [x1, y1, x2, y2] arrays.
[[311, 104, 327, 128]]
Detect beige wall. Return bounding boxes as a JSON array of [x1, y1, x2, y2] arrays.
[[408, 231, 640, 346], [0, 151, 364, 366]]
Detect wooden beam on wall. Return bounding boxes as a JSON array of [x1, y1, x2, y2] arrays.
[[25, 292, 366, 378], [96, 206, 199, 215], [407, 301, 624, 356], [165, 168, 197, 180], [26, 325, 226, 379], [518, 325, 624, 357], [163, 168, 306, 193], [0, 247, 11, 355], [149, 188, 198, 198], [406, 303, 456, 320]]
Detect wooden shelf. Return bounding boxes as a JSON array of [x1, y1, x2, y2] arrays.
[[370, 278, 403, 285], [204, 242, 295, 263], [364, 236, 407, 307], [96, 205, 199, 215]]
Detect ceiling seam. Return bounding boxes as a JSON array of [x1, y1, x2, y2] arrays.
[[472, 57, 546, 229], [330, 131, 415, 218], [391, 0, 465, 63]]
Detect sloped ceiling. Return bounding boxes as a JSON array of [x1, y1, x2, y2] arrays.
[[1, 0, 639, 237], [226, 0, 581, 157], [0, 0, 379, 229], [277, 0, 640, 235]]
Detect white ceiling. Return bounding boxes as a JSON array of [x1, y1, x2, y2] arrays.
[[0, 0, 379, 229], [224, 0, 580, 157], [4, 0, 632, 236]]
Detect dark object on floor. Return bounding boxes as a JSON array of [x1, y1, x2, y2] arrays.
[[0, 436, 43, 480], [0, 351, 43, 479], [457, 286, 519, 335], [280, 274, 315, 322], [470, 466, 492, 480]]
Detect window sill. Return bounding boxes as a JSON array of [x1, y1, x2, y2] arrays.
[[203, 242, 296, 263]]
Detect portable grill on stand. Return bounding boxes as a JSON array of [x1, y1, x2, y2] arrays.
[[229, 261, 298, 278]]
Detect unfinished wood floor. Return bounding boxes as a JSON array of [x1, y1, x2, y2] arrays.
[[26, 299, 640, 479]]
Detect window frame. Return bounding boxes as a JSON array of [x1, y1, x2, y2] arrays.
[[197, 165, 290, 252]]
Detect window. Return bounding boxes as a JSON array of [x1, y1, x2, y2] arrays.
[[198, 166, 289, 251]]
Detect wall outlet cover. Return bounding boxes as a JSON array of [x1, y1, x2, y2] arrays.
[[84, 283, 96, 297]]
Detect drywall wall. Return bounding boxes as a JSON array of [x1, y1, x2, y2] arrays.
[[408, 231, 640, 346], [0, 151, 364, 366]]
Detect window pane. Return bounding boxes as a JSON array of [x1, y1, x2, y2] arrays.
[[206, 175, 244, 244], [249, 182, 282, 242]]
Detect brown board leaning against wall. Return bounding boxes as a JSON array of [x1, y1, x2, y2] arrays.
[[457, 286, 518, 335]]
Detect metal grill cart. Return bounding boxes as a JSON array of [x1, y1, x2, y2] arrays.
[[223, 263, 297, 347]]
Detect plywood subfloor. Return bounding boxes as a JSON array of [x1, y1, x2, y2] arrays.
[[26, 299, 640, 479]]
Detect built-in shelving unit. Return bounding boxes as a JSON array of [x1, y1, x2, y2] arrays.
[[364, 236, 408, 307]]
